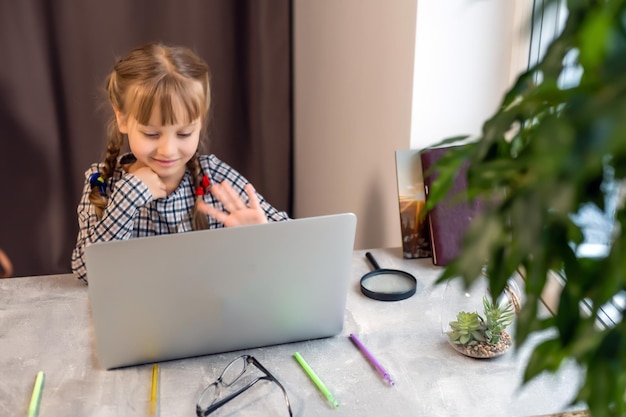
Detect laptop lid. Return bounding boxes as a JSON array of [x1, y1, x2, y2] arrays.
[[85, 213, 357, 369]]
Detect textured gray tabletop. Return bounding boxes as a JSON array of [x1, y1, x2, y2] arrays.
[[0, 248, 585, 416]]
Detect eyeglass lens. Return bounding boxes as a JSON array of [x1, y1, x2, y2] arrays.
[[197, 356, 249, 411], [221, 356, 248, 386]]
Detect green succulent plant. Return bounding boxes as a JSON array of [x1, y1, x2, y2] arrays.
[[447, 295, 514, 347], [482, 295, 515, 345], [447, 311, 486, 346]]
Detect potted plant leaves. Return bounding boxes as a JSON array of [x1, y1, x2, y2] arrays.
[[426, 1, 626, 415]]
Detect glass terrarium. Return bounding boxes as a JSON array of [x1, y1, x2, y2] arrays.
[[441, 273, 523, 359]]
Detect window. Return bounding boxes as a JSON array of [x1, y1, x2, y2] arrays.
[[529, 0, 624, 328], [530, 0, 616, 258]]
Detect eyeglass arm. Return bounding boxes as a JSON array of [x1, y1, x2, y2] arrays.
[[249, 357, 293, 417]]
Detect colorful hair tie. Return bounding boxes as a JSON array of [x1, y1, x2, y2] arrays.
[[89, 172, 107, 197], [196, 175, 211, 197]]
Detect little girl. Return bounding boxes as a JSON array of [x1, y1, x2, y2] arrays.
[[72, 43, 289, 283]]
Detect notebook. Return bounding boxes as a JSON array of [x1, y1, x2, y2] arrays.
[[420, 146, 483, 266], [85, 213, 357, 369]]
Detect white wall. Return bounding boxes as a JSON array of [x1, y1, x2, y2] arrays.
[[411, 0, 531, 149], [294, 0, 531, 250]]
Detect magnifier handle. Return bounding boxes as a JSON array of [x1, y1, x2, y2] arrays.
[[365, 252, 381, 270]]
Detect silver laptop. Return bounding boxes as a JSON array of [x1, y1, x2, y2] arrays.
[[85, 213, 357, 369]]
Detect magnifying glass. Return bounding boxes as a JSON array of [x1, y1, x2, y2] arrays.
[[359, 252, 417, 301]]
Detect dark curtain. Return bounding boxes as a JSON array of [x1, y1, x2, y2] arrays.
[[0, 0, 293, 277]]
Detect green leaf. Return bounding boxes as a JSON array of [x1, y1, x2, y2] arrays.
[[523, 338, 566, 383], [556, 285, 582, 344], [578, 9, 611, 70], [581, 336, 626, 417]]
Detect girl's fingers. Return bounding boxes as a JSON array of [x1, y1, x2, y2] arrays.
[[197, 200, 229, 223], [213, 182, 253, 212], [210, 183, 235, 213], [244, 184, 261, 209], [222, 182, 246, 209], [199, 182, 267, 227]]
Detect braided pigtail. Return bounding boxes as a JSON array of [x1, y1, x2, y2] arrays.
[[188, 152, 210, 230], [88, 119, 124, 219]]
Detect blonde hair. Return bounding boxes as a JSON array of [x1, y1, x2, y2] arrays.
[[90, 43, 211, 230]]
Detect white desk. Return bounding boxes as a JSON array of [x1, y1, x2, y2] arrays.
[[0, 248, 584, 416]]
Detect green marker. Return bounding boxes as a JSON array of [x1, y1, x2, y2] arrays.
[[293, 352, 339, 408], [27, 371, 45, 417]]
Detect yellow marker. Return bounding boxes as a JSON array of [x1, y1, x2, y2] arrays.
[[27, 371, 45, 417], [150, 364, 159, 416]]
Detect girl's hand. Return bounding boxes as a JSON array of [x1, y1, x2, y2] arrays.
[[198, 182, 268, 227], [131, 167, 167, 200]]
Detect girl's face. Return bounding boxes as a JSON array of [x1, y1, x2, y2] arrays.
[[116, 107, 201, 190]]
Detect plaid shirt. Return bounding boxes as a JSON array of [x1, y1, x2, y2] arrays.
[[71, 153, 289, 283]]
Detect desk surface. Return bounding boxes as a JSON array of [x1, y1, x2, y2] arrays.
[[1, 248, 584, 417]]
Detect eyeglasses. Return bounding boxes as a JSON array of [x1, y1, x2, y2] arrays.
[[196, 355, 293, 417]]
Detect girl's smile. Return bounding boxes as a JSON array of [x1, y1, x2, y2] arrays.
[[153, 157, 180, 167]]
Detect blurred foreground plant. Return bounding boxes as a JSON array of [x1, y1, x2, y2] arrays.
[[426, 1, 626, 415]]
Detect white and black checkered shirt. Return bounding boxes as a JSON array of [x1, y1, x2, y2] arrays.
[[71, 153, 289, 283]]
